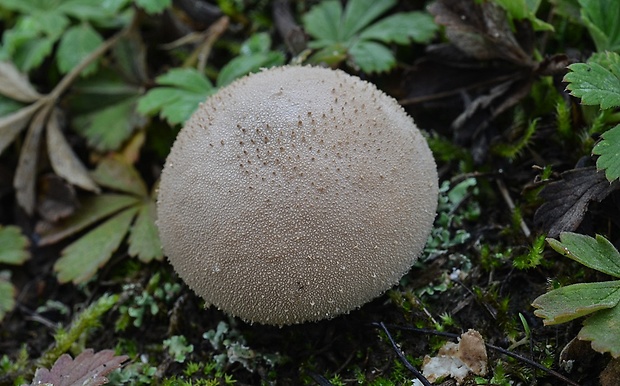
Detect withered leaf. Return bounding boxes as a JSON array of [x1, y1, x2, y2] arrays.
[[36, 174, 79, 223], [29, 348, 128, 386], [534, 167, 620, 237], [14, 104, 53, 215], [46, 108, 100, 193], [428, 0, 533, 66], [91, 156, 148, 197], [0, 100, 44, 156], [0, 61, 42, 102]]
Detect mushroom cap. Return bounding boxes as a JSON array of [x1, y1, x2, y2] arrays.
[[157, 66, 438, 325]]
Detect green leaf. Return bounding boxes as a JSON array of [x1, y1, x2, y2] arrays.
[[240, 32, 272, 55], [54, 206, 139, 284], [593, 124, 620, 182], [578, 0, 620, 52], [359, 12, 438, 44], [0, 272, 16, 322], [494, 0, 554, 31], [57, 0, 121, 21], [134, 0, 172, 14], [302, 0, 435, 73], [56, 23, 104, 76], [91, 156, 148, 197], [128, 200, 163, 262], [72, 96, 142, 151], [340, 0, 396, 40], [349, 40, 395, 73], [302, 0, 343, 43], [0, 225, 30, 265], [532, 280, 620, 324], [579, 303, 620, 357], [547, 232, 620, 277], [37, 194, 141, 246], [137, 68, 215, 125], [217, 52, 285, 87], [564, 51, 620, 109], [12, 36, 55, 72]]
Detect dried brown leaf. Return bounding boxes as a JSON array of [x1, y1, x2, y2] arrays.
[[47, 108, 100, 193], [14, 104, 53, 215], [0, 61, 42, 102], [534, 167, 620, 237], [0, 101, 44, 156], [29, 348, 128, 386], [428, 0, 532, 65], [36, 174, 79, 222]]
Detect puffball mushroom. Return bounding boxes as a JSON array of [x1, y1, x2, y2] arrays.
[[157, 66, 438, 325]]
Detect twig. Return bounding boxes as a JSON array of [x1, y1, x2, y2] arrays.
[[496, 178, 531, 237], [49, 21, 134, 101], [374, 322, 432, 386], [272, 0, 307, 55], [381, 324, 581, 386]]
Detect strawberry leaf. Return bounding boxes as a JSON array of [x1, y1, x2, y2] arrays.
[[532, 280, 620, 325], [547, 232, 620, 278], [564, 51, 620, 110], [54, 206, 139, 284], [137, 68, 215, 125], [593, 124, 620, 182], [128, 199, 163, 262], [579, 303, 620, 358], [0, 225, 30, 265]]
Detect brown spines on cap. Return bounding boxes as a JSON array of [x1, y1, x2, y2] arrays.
[[157, 66, 438, 325]]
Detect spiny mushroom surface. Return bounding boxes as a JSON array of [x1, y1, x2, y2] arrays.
[[157, 66, 438, 325]]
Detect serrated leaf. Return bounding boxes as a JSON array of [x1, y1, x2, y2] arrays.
[[548, 232, 620, 277], [54, 206, 138, 284], [37, 194, 141, 246], [0, 225, 31, 265], [30, 348, 128, 386], [349, 40, 395, 73], [12, 36, 55, 72], [72, 96, 142, 151], [0, 61, 41, 102], [47, 109, 100, 192], [340, 0, 396, 40], [91, 156, 148, 196], [359, 12, 438, 44], [56, 23, 104, 76], [0, 272, 16, 322], [137, 68, 215, 125], [128, 200, 163, 262], [532, 280, 620, 325], [579, 303, 620, 358], [134, 0, 172, 14], [217, 51, 285, 87], [564, 52, 620, 109], [578, 0, 620, 52], [593, 124, 620, 182], [302, 0, 343, 43], [0, 100, 43, 156], [56, 0, 120, 21]]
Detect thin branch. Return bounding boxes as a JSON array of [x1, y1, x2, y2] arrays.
[[381, 324, 582, 386], [375, 322, 433, 386]]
